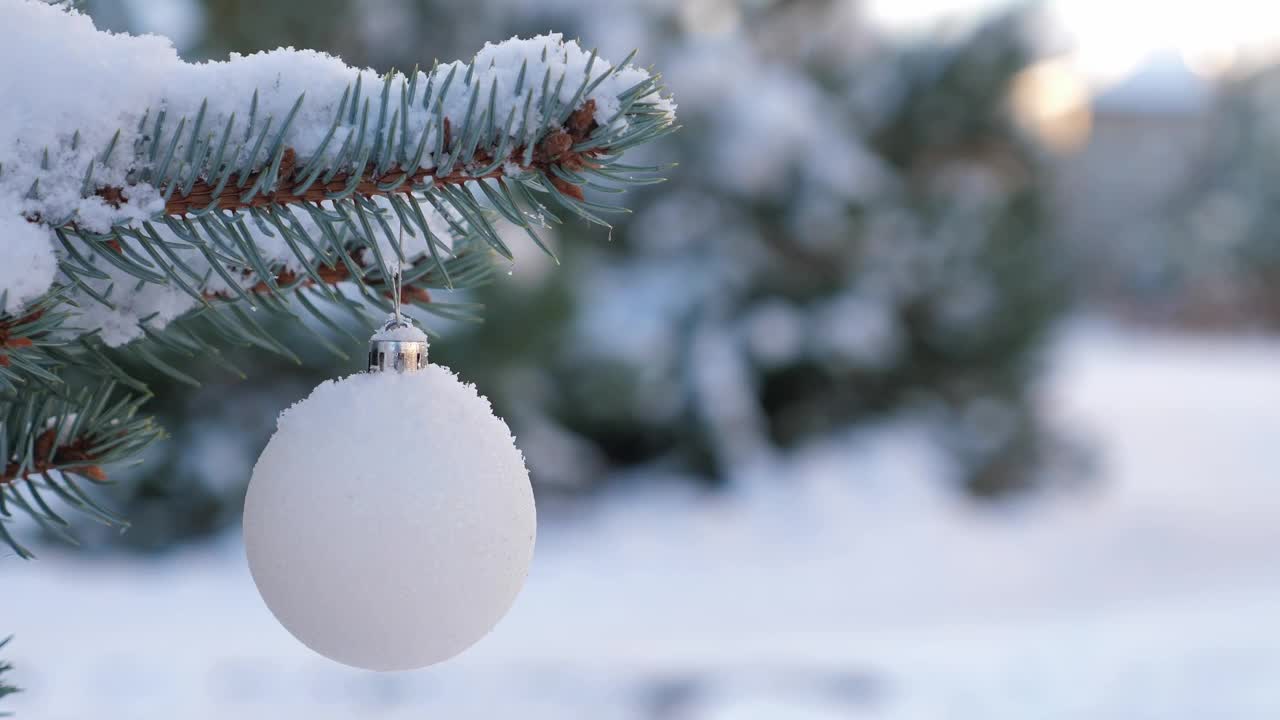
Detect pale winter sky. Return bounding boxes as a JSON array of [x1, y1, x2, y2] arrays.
[[867, 0, 1280, 87]]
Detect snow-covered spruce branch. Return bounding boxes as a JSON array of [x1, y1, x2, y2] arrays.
[[0, 379, 157, 558], [0, 0, 676, 558], [107, 99, 616, 217], [1, 2, 675, 342]]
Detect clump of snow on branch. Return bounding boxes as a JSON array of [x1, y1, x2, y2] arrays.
[[1, 0, 667, 229], [0, 0, 673, 343], [0, 213, 57, 314]]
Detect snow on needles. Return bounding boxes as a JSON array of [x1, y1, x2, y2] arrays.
[[0, 0, 673, 343], [0, 212, 57, 314]]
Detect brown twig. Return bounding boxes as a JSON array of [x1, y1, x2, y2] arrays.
[[0, 309, 43, 368], [98, 100, 601, 216], [202, 246, 436, 305], [0, 427, 106, 486], [189, 103, 603, 305]]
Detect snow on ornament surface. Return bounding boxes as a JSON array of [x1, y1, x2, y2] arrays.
[[243, 365, 535, 671]]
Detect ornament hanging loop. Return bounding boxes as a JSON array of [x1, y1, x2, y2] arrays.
[[368, 316, 428, 374], [370, 220, 428, 374]]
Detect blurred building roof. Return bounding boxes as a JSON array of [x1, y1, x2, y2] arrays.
[[1093, 51, 1210, 115]]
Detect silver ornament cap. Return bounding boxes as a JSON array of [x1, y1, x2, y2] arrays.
[[368, 316, 428, 373]]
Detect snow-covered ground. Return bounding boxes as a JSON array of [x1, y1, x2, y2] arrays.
[[5, 320, 1280, 719]]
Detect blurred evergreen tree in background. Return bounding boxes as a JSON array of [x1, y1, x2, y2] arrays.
[[78, 0, 1069, 551], [1157, 67, 1280, 327]]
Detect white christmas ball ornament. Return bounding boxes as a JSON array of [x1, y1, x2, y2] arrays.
[[244, 323, 535, 671]]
